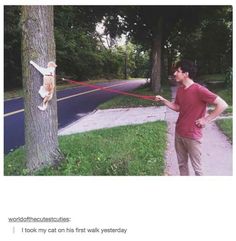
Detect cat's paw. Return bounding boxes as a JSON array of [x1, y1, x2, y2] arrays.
[[38, 105, 46, 111]]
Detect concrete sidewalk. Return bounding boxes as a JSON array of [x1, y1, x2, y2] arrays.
[[59, 106, 167, 135], [59, 88, 232, 176]]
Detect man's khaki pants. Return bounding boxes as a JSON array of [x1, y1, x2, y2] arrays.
[[175, 134, 203, 176]]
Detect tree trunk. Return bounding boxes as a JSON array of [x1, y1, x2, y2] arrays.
[[161, 44, 168, 85], [21, 6, 63, 172], [124, 45, 128, 79], [151, 17, 162, 94]]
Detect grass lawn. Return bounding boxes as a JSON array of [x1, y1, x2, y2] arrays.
[[200, 73, 233, 116], [198, 73, 225, 82], [214, 88, 232, 106], [207, 83, 232, 142], [98, 83, 171, 109], [215, 118, 232, 143], [4, 89, 24, 100], [209, 86, 232, 117], [4, 121, 167, 176]]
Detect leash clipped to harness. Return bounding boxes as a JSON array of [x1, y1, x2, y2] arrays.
[[62, 78, 157, 102]]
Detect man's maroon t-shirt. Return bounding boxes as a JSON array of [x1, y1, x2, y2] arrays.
[[174, 83, 217, 140]]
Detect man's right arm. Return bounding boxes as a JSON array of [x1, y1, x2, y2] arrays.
[[155, 95, 180, 112]]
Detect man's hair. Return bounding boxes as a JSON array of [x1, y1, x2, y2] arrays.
[[175, 59, 197, 79]]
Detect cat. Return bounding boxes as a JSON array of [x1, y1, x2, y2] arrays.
[[30, 60, 57, 111]]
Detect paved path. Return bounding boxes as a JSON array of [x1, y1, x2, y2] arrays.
[[165, 87, 232, 176], [59, 106, 167, 135]]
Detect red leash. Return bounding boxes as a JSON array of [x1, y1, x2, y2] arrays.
[[62, 78, 156, 102]]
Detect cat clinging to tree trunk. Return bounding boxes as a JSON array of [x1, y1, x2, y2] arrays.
[[30, 60, 57, 111]]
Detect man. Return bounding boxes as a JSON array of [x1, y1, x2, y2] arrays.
[[156, 59, 228, 176]]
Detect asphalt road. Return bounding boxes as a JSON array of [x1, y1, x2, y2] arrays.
[[4, 79, 146, 154]]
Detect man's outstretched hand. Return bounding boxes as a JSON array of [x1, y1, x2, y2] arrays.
[[155, 95, 165, 102]]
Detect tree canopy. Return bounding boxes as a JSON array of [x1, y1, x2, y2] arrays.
[[4, 5, 232, 90]]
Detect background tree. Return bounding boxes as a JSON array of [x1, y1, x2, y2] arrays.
[[118, 6, 203, 92], [166, 6, 232, 77], [102, 6, 177, 93], [21, 6, 63, 171], [102, 6, 232, 90], [4, 6, 21, 90]]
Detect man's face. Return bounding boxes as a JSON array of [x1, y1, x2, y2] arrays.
[[174, 67, 188, 83]]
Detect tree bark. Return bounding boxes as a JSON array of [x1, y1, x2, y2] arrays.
[[151, 17, 162, 94], [21, 6, 63, 171], [162, 45, 169, 85]]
